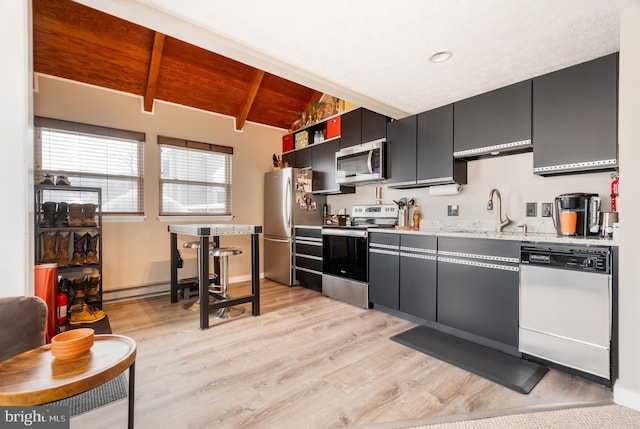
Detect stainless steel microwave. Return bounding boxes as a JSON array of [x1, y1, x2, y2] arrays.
[[335, 139, 386, 185]]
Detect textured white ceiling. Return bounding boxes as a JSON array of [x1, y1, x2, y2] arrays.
[[76, 0, 636, 121]]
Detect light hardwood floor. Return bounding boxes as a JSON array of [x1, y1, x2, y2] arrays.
[[71, 280, 612, 429]]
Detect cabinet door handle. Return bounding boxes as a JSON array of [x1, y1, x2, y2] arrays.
[[400, 252, 436, 261], [437, 256, 519, 272], [369, 248, 399, 256]]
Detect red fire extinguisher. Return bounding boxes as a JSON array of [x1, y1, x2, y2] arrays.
[[57, 279, 69, 328], [611, 173, 619, 212]]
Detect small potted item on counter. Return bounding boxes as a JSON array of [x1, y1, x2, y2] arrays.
[[413, 205, 421, 231]]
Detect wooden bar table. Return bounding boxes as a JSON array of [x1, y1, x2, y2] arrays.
[[168, 224, 262, 329], [0, 334, 136, 428]]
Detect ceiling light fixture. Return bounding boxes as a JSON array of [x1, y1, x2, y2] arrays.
[[429, 51, 452, 63]]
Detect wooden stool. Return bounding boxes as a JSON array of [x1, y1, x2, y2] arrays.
[[182, 241, 218, 311], [209, 247, 244, 319]]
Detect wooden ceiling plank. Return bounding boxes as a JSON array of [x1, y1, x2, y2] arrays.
[[144, 32, 165, 112], [235, 69, 265, 130], [306, 91, 324, 111], [33, 0, 326, 129]]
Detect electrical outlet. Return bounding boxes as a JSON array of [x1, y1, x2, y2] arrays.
[[541, 202, 553, 217], [526, 202, 537, 217], [447, 205, 459, 216]]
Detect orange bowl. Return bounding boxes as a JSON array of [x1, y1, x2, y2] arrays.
[[51, 328, 95, 359]]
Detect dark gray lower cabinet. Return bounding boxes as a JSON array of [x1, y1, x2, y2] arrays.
[[399, 235, 437, 321], [368, 233, 400, 309], [294, 228, 323, 292], [369, 233, 437, 321], [437, 237, 520, 348]]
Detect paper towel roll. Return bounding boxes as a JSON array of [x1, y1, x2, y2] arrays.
[[428, 184, 462, 196]]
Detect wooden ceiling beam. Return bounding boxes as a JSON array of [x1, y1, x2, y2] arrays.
[[144, 32, 165, 112], [306, 91, 324, 111], [235, 69, 265, 130]]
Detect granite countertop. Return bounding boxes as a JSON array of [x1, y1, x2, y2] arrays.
[[370, 227, 618, 247], [297, 223, 618, 246], [168, 224, 263, 236]]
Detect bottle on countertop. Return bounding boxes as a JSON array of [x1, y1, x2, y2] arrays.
[[413, 205, 421, 231], [322, 203, 329, 218]]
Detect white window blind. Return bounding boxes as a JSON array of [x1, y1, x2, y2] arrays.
[[158, 136, 233, 216], [34, 117, 145, 214]]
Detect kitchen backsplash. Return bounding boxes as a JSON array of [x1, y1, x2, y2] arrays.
[[326, 151, 613, 234]]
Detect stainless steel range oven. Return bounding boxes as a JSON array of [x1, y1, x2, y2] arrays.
[[321, 204, 397, 308], [322, 227, 369, 308]]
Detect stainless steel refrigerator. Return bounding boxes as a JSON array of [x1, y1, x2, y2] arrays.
[[264, 168, 325, 285]]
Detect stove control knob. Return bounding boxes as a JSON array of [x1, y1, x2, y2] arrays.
[[584, 257, 597, 269]]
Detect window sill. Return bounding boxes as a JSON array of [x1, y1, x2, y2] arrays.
[[103, 215, 147, 223], [157, 215, 234, 223]]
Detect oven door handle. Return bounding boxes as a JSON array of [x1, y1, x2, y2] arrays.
[[322, 229, 368, 238], [367, 150, 374, 174]]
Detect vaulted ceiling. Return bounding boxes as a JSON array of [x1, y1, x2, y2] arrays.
[[35, 0, 635, 132], [32, 0, 323, 130], [71, 0, 634, 124]]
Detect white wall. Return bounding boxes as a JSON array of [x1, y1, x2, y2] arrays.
[[328, 153, 612, 233], [614, 5, 640, 410], [0, 1, 33, 297], [33, 75, 282, 292]]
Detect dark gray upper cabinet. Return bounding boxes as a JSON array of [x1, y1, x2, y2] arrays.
[[453, 80, 532, 159], [340, 107, 389, 149], [295, 146, 312, 169], [283, 140, 354, 194], [311, 139, 355, 194], [533, 53, 618, 175], [311, 139, 339, 192], [281, 150, 296, 169], [417, 104, 467, 186], [387, 105, 466, 189], [386, 115, 418, 187]]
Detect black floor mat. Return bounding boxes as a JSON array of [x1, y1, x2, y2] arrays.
[[391, 325, 548, 394]]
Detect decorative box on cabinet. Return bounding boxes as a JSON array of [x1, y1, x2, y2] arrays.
[[326, 116, 341, 139], [282, 134, 294, 152], [35, 185, 103, 310]]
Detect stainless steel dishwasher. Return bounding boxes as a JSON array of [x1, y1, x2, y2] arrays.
[[519, 244, 611, 383]]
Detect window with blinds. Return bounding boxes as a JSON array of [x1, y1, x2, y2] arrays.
[[158, 136, 233, 216], [34, 117, 145, 215]]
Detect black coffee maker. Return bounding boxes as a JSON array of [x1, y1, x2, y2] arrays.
[[554, 193, 601, 236]]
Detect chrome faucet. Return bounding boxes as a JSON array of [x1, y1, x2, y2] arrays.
[[487, 188, 511, 232]]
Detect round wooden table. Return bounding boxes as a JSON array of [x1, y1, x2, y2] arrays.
[[0, 334, 136, 428]]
